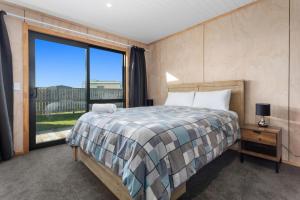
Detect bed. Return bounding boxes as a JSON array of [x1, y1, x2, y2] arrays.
[[67, 80, 245, 200]]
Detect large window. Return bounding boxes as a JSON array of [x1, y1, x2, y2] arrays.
[[29, 31, 126, 149]]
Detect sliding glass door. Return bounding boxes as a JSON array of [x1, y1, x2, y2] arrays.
[[29, 31, 126, 150], [88, 47, 125, 109], [29, 32, 87, 149]]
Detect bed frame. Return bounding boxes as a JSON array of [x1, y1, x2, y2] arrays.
[[73, 147, 186, 200], [72, 80, 245, 200]]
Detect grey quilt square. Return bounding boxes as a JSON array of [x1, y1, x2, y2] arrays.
[[168, 148, 185, 174]]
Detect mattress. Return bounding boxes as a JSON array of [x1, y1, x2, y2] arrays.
[[67, 105, 240, 200]]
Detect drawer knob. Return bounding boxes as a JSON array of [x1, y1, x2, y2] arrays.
[[254, 130, 261, 134]]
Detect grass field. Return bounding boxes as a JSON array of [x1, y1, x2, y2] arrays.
[[36, 112, 84, 132]]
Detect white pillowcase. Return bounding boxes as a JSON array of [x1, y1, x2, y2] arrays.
[[92, 104, 117, 113], [192, 89, 231, 111], [165, 92, 195, 107]]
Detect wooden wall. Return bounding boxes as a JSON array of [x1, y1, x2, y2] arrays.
[[0, 2, 148, 154], [147, 0, 300, 164], [290, 0, 300, 164]]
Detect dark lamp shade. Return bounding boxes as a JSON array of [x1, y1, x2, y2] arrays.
[[256, 103, 270, 116]]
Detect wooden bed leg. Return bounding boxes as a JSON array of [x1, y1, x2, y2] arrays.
[[171, 183, 186, 200], [72, 147, 78, 161]]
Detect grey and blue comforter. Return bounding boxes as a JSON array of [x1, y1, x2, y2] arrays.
[[67, 106, 240, 200]]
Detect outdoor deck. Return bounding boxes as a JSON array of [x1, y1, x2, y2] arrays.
[[36, 128, 70, 144], [36, 112, 83, 144]]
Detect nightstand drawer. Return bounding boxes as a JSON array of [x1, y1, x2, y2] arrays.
[[242, 129, 276, 146]]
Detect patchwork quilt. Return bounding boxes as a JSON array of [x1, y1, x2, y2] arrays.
[[67, 106, 240, 200]]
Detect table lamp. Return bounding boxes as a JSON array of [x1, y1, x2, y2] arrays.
[[256, 103, 270, 127]]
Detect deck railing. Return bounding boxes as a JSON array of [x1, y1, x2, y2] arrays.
[[36, 87, 123, 114]]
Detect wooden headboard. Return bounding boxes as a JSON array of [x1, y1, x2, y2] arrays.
[[168, 80, 245, 125]]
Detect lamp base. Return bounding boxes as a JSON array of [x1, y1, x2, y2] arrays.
[[258, 117, 268, 127]]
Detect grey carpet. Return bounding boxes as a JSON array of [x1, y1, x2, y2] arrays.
[[0, 145, 300, 200]]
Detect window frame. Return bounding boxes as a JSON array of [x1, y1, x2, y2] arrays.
[[30, 31, 127, 111], [87, 45, 126, 110], [28, 31, 126, 150]]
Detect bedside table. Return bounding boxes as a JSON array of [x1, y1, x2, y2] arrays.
[[144, 99, 154, 106], [240, 124, 282, 173]]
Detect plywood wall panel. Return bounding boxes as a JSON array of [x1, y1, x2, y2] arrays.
[[290, 0, 300, 163], [148, 25, 204, 104], [87, 28, 128, 49], [204, 0, 290, 159], [25, 10, 89, 38], [146, 43, 162, 104]]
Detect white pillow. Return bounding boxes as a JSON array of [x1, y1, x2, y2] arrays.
[[165, 92, 195, 107], [192, 89, 231, 111]]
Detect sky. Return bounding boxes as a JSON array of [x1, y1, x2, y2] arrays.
[[35, 39, 123, 88]]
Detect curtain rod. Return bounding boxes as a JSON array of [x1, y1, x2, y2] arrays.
[[5, 11, 150, 52]]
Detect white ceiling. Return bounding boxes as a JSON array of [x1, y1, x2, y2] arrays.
[[5, 0, 256, 43]]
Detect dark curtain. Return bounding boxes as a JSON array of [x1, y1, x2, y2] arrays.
[[0, 11, 14, 161], [129, 46, 147, 107]]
